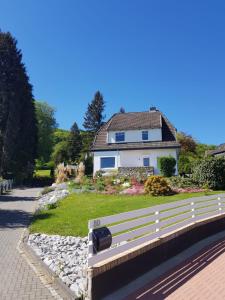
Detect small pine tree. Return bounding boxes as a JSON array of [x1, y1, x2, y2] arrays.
[[83, 91, 105, 132], [67, 122, 82, 163], [119, 107, 125, 113]]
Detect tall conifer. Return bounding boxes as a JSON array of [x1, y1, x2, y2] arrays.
[[0, 31, 37, 180], [83, 91, 105, 132]]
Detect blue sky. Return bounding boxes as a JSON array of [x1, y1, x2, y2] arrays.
[[1, 0, 225, 145]]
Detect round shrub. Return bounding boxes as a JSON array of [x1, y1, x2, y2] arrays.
[[144, 175, 172, 196], [158, 156, 176, 177], [192, 157, 225, 190]]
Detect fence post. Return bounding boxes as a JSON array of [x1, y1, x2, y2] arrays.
[[218, 197, 222, 214], [191, 201, 195, 221], [88, 221, 94, 267], [155, 211, 160, 237]]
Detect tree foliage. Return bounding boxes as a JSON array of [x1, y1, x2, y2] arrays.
[[0, 31, 37, 180], [67, 122, 82, 163], [51, 140, 69, 165], [177, 131, 216, 176], [83, 91, 105, 132], [177, 132, 197, 153], [35, 101, 57, 163]]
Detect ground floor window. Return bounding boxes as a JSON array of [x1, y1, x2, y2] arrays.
[[143, 157, 150, 167], [100, 157, 115, 168]]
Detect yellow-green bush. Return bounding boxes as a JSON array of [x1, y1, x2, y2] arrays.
[[144, 175, 172, 196]]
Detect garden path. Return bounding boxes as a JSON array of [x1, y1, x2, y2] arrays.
[[0, 188, 60, 300]]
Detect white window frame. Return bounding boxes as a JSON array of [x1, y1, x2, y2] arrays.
[[100, 156, 116, 169], [115, 132, 125, 143], [142, 130, 149, 141], [143, 156, 150, 167]]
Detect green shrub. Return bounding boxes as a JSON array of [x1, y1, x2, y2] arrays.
[[95, 177, 106, 191], [178, 155, 192, 175], [95, 170, 104, 178], [47, 202, 58, 210], [192, 157, 225, 190], [158, 156, 176, 177], [84, 156, 93, 175], [168, 176, 198, 188], [144, 175, 172, 196]]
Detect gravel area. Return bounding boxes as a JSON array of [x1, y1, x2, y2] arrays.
[[37, 189, 69, 210], [28, 233, 88, 299]]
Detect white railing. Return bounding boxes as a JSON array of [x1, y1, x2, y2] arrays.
[[88, 193, 225, 267], [0, 179, 13, 194]]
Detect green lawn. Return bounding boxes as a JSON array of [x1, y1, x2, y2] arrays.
[[35, 169, 51, 177], [30, 191, 224, 237]]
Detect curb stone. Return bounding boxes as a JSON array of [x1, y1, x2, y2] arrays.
[[20, 228, 77, 300]]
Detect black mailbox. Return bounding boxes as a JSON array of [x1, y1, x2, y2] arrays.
[[92, 227, 112, 253]]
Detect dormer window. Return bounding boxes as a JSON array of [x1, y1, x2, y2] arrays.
[[142, 131, 148, 141], [115, 132, 125, 142]]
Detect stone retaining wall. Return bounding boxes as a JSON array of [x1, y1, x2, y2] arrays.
[[118, 167, 154, 177]]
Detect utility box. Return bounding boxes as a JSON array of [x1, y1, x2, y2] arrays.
[[92, 227, 112, 253]]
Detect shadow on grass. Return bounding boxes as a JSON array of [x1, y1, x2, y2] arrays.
[[32, 211, 52, 222]]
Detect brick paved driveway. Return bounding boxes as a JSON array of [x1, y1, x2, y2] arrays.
[[124, 237, 225, 300], [0, 188, 56, 300]]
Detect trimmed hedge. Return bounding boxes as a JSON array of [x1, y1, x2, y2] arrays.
[[158, 156, 176, 177]]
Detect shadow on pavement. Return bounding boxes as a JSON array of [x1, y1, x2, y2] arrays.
[[124, 238, 225, 300], [0, 209, 34, 229], [0, 195, 36, 202]]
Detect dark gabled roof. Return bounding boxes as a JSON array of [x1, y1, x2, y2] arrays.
[[208, 143, 225, 156], [92, 110, 180, 151], [107, 111, 161, 131]]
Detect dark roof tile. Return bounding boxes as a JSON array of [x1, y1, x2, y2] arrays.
[[92, 110, 180, 151]]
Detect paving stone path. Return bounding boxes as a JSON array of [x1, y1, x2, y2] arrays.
[[0, 188, 58, 300]]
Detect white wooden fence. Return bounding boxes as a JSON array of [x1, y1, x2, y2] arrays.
[[0, 179, 13, 194], [88, 193, 225, 267]]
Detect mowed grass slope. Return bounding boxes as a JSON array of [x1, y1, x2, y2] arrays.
[[30, 191, 223, 237]]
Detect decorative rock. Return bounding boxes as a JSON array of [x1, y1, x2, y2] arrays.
[[37, 189, 69, 210], [28, 233, 88, 298]]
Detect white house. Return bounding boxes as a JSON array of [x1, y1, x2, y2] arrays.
[[91, 108, 180, 176]]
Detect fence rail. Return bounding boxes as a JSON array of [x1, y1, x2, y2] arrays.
[[88, 193, 225, 267], [0, 179, 13, 194]]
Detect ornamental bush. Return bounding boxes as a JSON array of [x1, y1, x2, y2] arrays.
[[158, 156, 176, 177], [144, 175, 172, 196], [168, 176, 199, 189], [192, 157, 225, 190]]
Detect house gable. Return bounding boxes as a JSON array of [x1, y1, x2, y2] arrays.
[[92, 109, 180, 151]]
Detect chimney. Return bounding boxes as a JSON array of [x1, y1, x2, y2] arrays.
[[149, 106, 156, 111]]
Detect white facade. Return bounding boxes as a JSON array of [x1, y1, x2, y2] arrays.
[[93, 148, 178, 175], [107, 129, 162, 143]]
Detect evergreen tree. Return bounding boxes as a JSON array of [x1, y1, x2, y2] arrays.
[[119, 107, 125, 113], [67, 122, 82, 163], [0, 31, 37, 180], [83, 91, 105, 132]]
